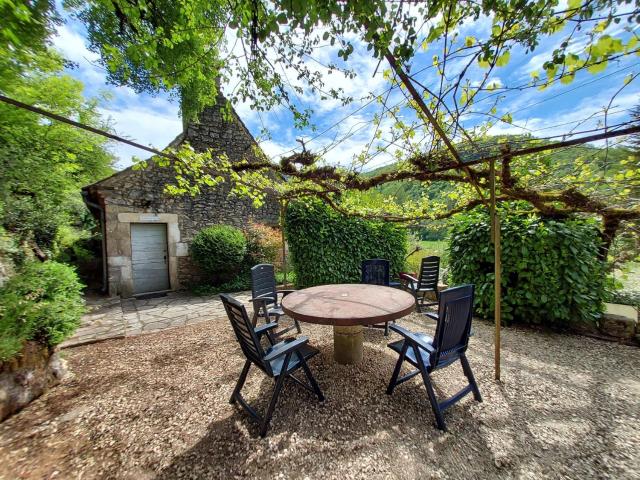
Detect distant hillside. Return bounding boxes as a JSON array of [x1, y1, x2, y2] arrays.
[[360, 138, 631, 240], [365, 139, 630, 204]]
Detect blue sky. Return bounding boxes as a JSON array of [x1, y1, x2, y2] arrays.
[[52, 6, 640, 171]]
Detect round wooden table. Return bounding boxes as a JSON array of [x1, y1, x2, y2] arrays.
[[281, 284, 415, 364]]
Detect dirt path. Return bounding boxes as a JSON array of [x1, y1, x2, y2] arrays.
[[1, 314, 639, 479]]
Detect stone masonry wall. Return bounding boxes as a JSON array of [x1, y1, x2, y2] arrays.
[[91, 95, 279, 294]]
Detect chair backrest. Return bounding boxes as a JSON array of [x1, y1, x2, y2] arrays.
[[418, 256, 440, 291], [220, 293, 269, 372], [361, 259, 390, 286], [251, 264, 277, 306], [431, 285, 475, 366]]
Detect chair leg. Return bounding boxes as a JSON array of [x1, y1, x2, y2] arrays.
[[230, 360, 251, 404], [294, 318, 302, 333], [260, 353, 291, 437], [460, 354, 482, 402], [384, 321, 389, 336], [415, 347, 446, 431], [298, 353, 324, 401], [386, 342, 408, 395], [414, 294, 422, 313]]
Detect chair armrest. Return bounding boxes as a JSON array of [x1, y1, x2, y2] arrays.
[[254, 322, 278, 337], [389, 324, 435, 354], [399, 273, 418, 284], [277, 289, 296, 298], [250, 296, 276, 306], [252, 292, 276, 301], [263, 336, 309, 361], [399, 273, 419, 293]]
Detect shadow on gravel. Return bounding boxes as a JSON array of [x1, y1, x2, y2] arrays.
[[153, 342, 500, 479]]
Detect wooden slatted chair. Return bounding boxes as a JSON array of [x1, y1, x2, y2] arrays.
[[385, 284, 482, 431], [399, 256, 440, 313], [250, 263, 301, 333], [220, 293, 324, 437], [361, 259, 393, 336]]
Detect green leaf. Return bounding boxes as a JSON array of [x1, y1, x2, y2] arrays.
[[587, 60, 607, 74], [496, 50, 510, 67]]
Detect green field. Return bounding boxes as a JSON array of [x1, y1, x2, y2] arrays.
[[406, 240, 449, 274]]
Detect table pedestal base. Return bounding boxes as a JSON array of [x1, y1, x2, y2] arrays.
[[333, 325, 363, 364]]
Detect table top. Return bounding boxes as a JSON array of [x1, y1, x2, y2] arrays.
[[281, 284, 415, 326]]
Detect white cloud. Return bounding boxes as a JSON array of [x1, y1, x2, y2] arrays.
[[52, 24, 100, 64], [99, 105, 183, 169], [486, 88, 640, 138]]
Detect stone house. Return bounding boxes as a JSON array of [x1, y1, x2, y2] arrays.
[[82, 97, 280, 297]]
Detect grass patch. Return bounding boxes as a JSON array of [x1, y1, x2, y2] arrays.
[[406, 240, 449, 275]]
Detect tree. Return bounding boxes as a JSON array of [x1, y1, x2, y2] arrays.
[[52, 1, 640, 252], [1, 0, 60, 86], [0, 49, 115, 256]]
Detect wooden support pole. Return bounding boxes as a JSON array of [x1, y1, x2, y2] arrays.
[[280, 200, 288, 286], [494, 214, 502, 381], [489, 157, 501, 381]]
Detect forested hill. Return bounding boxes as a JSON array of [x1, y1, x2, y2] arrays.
[[364, 139, 631, 204]]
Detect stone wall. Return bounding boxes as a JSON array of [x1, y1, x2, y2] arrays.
[[86, 95, 280, 296]]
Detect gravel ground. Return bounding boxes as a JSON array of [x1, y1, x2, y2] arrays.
[[1, 313, 639, 480]]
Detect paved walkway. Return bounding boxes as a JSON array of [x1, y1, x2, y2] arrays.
[[61, 291, 252, 348]]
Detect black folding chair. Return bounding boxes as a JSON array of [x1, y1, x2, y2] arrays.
[[400, 256, 440, 313], [386, 285, 482, 431], [250, 263, 301, 334], [361, 259, 393, 336], [220, 294, 324, 437]]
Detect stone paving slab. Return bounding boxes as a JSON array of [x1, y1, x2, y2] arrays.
[[61, 291, 253, 348]]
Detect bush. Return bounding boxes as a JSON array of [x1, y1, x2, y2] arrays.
[[243, 222, 282, 268], [0, 261, 85, 361], [448, 209, 605, 327], [285, 200, 408, 288], [190, 225, 247, 283]]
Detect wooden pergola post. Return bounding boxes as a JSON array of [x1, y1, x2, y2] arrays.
[[280, 199, 289, 287], [489, 157, 502, 381]]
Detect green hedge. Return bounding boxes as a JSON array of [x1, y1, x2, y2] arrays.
[[285, 200, 407, 288], [448, 209, 605, 327], [0, 261, 85, 361]]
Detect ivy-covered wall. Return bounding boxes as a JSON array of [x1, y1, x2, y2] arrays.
[[285, 201, 407, 288], [448, 209, 606, 326]]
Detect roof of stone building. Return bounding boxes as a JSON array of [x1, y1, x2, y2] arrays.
[[83, 96, 260, 191]]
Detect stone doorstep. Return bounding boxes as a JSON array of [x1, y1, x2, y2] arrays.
[[601, 303, 638, 340]]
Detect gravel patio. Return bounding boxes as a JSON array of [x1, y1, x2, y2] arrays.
[[1, 309, 639, 479]]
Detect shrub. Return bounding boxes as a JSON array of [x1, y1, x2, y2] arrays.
[[0, 261, 85, 361], [243, 222, 282, 268], [285, 200, 408, 288], [192, 274, 253, 296], [190, 225, 247, 283], [448, 208, 605, 327]]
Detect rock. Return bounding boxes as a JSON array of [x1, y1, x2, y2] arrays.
[[0, 341, 67, 422], [600, 303, 638, 340]]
